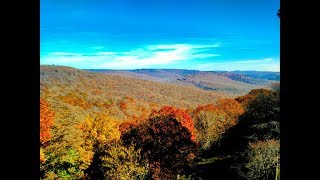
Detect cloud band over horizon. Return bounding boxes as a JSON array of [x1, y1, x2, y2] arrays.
[[41, 43, 279, 72], [41, 43, 221, 69]]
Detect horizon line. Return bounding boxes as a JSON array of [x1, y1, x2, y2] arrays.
[[40, 64, 280, 72]]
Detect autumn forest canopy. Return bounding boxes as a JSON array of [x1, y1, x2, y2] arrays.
[[40, 65, 280, 179], [40, 0, 280, 179]]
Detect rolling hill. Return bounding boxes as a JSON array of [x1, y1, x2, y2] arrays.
[[85, 69, 279, 96], [40, 65, 231, 122], [40, 65, 279, 122]]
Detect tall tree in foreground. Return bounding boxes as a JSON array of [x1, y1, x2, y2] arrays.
[[193, 104, 228, 150], [81, 114, 147, 179], [241, 89, 280, 141], [215, 89, 280, 153], [122, 115, 197, 179], [193, 99, 244, 150]]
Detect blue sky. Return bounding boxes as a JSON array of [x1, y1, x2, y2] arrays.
[[40, 0, 280, 71]]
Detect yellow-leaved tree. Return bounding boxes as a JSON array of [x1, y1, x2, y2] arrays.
[[80, 113, 121, 147], [80, 113, 147, 179], [40, 102, 93, 180]]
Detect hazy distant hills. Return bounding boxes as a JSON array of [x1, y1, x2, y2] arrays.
[[228, 70, 280, 81], [86, 69, 279, 96]]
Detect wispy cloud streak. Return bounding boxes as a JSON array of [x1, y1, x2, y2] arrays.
[[41, 43, 221, 69]]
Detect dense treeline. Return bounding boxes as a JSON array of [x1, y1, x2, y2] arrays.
[[40, 85, 279, 179], [40, 66, 280, 179], [193, 86, 280, 180]]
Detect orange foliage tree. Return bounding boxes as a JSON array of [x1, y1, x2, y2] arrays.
[[150, 106, 196, 142], [40, 99, 54, 145], [216, 98, 244, 127], [193, 104, 217, 115]]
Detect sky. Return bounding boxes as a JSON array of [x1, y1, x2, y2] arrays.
[[40, 0, 280, 71]]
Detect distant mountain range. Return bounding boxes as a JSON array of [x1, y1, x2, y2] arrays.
[[85, 69, 279, 96]]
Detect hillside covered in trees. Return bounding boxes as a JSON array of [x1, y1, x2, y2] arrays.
[[40, 65, 280, 179], [87, 69, 279, 96]]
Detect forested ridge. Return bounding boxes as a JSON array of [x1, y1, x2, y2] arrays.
[[40, 65, 280, 180], [87, 69, 278, 96]]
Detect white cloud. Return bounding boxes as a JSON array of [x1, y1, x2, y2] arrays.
[[41, 43, 220, 69], [147, 43, 220, 50], [194, 58, 280, 72]]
